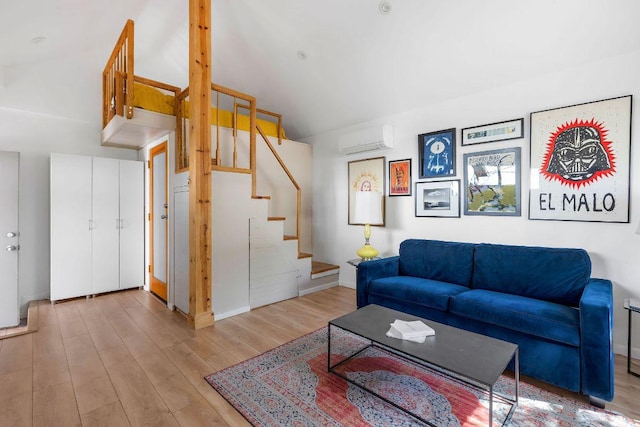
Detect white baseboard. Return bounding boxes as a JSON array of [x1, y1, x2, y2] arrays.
[[614, 343, 640, 359], [214, 305, 250, 321], [338, 280, 356, 290], [298, 281, 337, 296]]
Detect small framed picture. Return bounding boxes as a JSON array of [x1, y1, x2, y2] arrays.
[[418, 128, 456, 179], [461, 118, 524, 146], [388, 159, 412, 196], [415, 180, 460, 218]]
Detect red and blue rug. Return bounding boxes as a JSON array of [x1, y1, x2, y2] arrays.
[[205, 327, 639, 426]]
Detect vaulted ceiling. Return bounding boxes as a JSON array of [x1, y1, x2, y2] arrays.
[[1, 0, 639, 140]]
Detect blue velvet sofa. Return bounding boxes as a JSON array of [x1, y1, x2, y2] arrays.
[[356, 239, 614, 402]]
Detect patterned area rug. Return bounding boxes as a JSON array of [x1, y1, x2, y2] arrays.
[[205, 327, 639, 426]]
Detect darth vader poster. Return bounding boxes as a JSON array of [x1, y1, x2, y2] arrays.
[[529, 95, 631, 222]]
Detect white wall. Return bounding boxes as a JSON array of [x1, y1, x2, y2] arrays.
[[0, 107, 137, 315], [307, 48, 640, 357]]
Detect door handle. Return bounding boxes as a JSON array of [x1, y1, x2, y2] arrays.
[[161, 215, 168, 220], [6, 232, 17, 238], [6, 245, 19, 252]]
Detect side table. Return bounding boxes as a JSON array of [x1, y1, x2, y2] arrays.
[[624, 298, 640, 377], [347, 257, 380, 268]]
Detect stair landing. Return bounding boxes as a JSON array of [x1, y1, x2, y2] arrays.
[[311, 260, 339, 279]]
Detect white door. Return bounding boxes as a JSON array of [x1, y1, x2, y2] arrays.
[[92, 157, 120, 294], [0, 151, 20, 328], [119, 159, 144, 289], [50, 154, 92, 301]]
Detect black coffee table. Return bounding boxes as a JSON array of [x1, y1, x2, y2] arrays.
[[328, 304, 518, 426]]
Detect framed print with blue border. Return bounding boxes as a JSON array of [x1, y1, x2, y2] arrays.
[[418, 128, 456, 179]]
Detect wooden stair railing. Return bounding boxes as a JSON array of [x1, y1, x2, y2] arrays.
[[255, 123, 302, 258]]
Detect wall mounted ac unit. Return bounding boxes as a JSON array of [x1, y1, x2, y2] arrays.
[[338, 124, 394, 155]]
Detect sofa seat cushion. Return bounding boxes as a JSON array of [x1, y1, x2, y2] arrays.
[[449, 289, 580, 347], [369, 276, 470, 311]]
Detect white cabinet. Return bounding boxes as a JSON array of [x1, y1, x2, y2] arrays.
[[51, 154, 93, 301], [92, 157, 120, 294], [50, 154, 144, 301], [119, 160, 144, 290]]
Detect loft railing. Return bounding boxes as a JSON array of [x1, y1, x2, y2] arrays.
[[236, 103, 284, 146], [175, 84, 301, 254], [102, 21, 180, 126], [175, 83, 256, 174], [103, 19, 134, 127]]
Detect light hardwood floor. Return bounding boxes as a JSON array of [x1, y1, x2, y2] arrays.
[[0, 286, 638, 426]]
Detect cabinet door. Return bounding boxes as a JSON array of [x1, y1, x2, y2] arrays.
[[92, 157, 120, 294], [50, 154, 92, 301], [119, 159, 144, 289]]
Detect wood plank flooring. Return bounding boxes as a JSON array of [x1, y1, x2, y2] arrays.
[[0, 286, 638, 426]]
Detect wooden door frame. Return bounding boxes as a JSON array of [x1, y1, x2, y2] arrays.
[[149, 141, 168, 301]]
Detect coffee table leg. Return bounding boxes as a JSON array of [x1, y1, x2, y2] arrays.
[[515, 348, 519, 406], [327, 324, 332, 371], [489, 387, 493, 427]]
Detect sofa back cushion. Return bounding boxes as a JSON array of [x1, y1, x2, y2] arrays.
[[399, 239, 475, 287], [471, 243, 591, 306]]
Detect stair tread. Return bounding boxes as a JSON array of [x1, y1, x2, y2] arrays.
[[298, 252, 312, 259], [252, 195, 271, 200], [311, 261, 340, 275], [283, 235, 298, 240], [268, 217, 286, 221]]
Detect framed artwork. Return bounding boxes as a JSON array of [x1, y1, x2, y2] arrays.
[[415, 180, 460, 218], [529, 95, 632, 222], [348, 157, 385, 225], [388, 159, 412, 196], [418, 128, 456, 179], [463, 147, 521, 216], [461, 118, 524, 146]]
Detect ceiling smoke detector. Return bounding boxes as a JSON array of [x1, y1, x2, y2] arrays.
[[378, 1, 392, 15]]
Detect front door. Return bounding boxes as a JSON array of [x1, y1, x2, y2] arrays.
[[149, 142, 168, 301], [0, 151, 20, 328]]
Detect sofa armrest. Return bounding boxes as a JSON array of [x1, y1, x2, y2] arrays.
[[356, 256, 400, 308], [579, 278, 614, 401]]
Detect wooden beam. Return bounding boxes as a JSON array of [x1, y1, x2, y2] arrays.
[[188, 0, 214, 329]]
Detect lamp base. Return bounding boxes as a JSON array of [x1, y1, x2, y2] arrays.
[[356, 243, 379, 261]]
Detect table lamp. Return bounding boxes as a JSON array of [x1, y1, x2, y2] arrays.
[[353, 191, 383, 260]]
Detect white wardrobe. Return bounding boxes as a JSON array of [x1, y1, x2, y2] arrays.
[[50, 153, 144, 302]]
